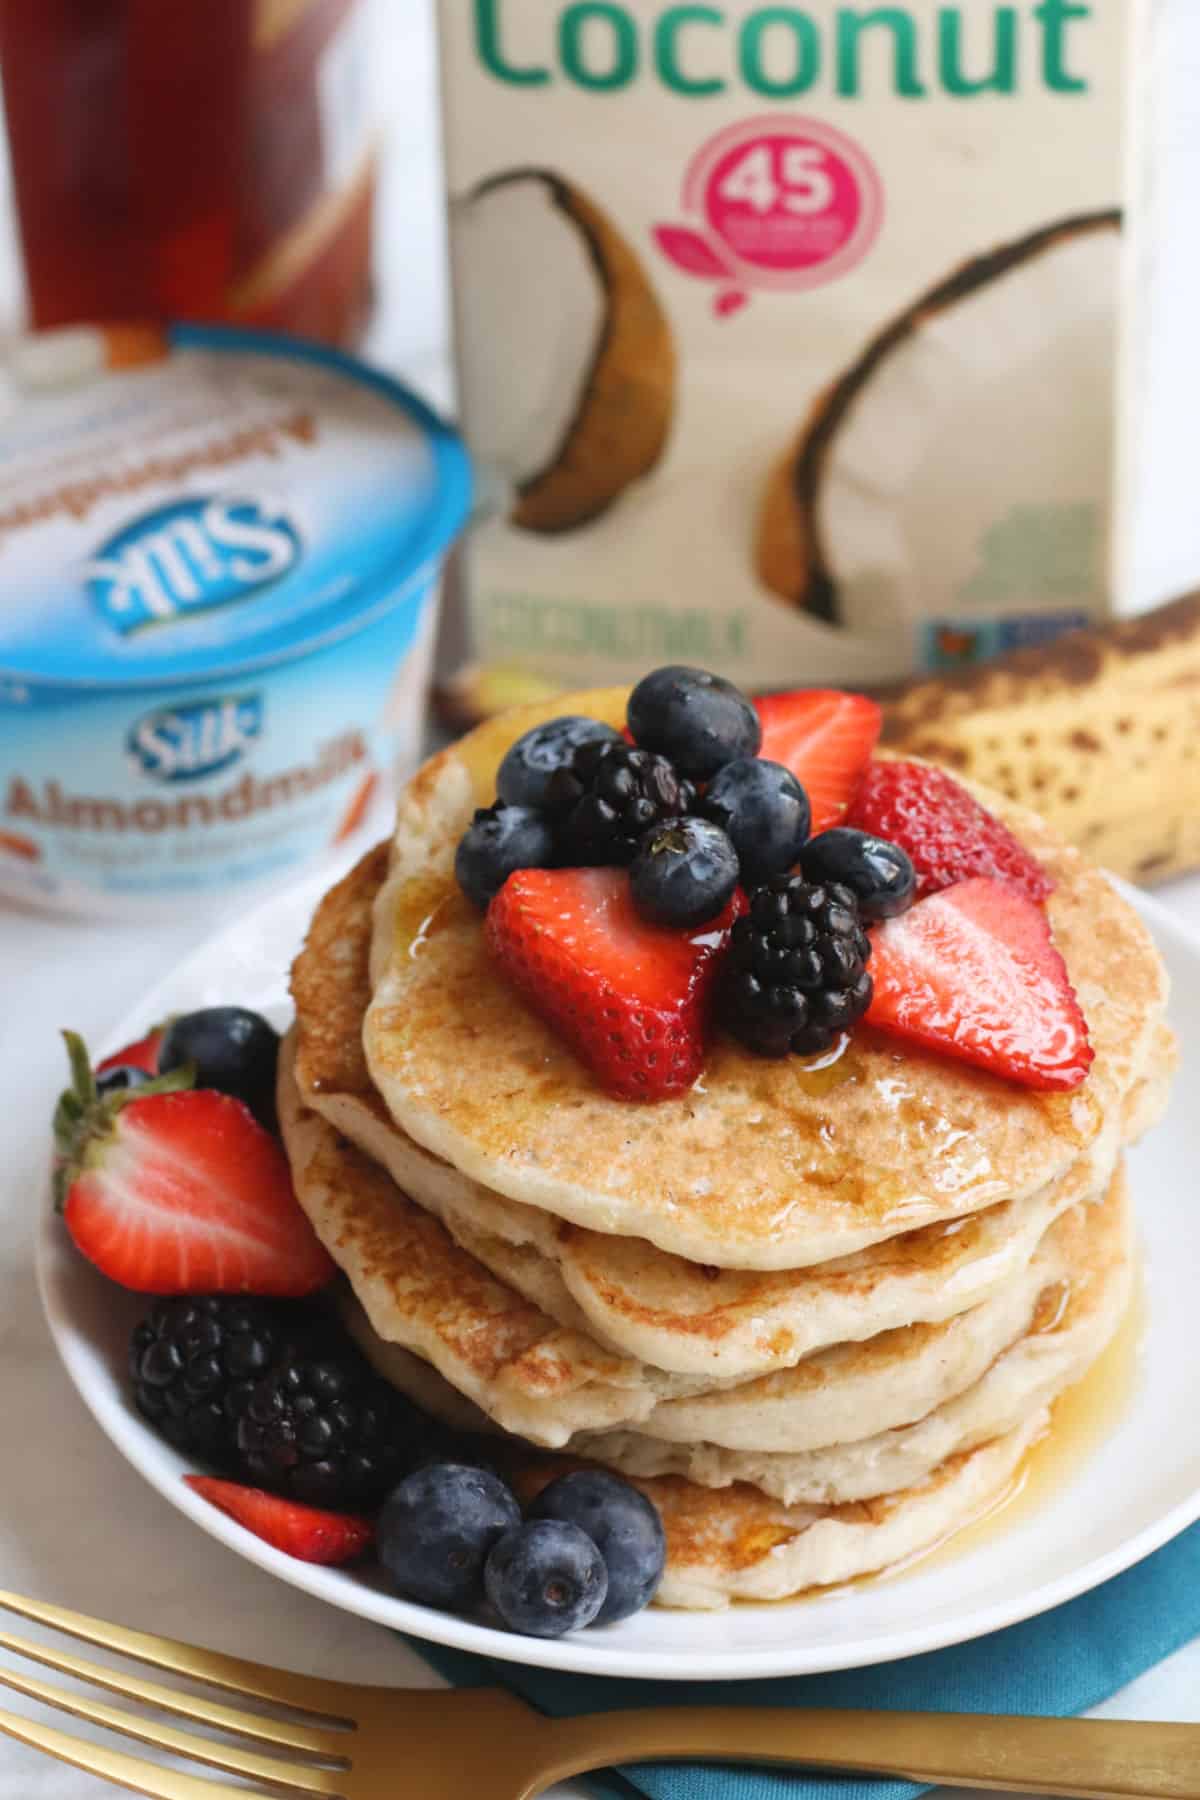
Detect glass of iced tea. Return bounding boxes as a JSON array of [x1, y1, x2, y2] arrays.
[[0, 0, 376, 343]]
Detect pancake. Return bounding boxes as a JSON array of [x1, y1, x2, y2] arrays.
[[284, 1034, 1061, 1452], [576, 1166, 1132, 1503], [634, 1159, 1138, 1454], [631, 1424, 1044, 1608], [278, 1037, 675, 1446], [338, 1309, 1046, 1610], [295, 844, 1171, 1381], [334, 1160, 1130, 1509], [364, 688, 1169, 1271]]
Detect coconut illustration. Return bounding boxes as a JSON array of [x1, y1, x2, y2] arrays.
[[755, 211, 1123, 625], [451, 168, 676, 534]]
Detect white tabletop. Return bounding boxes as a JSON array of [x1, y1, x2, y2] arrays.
[[3, 4, 1200, 1794]]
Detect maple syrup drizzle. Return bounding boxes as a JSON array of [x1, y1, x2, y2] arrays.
[[757, 1272, 1147, 1609]]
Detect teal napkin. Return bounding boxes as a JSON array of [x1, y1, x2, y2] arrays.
[[413, 1521, 1200, 1800]]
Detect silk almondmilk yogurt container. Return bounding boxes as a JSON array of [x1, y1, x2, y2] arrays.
[[0, 323, 471, 917]]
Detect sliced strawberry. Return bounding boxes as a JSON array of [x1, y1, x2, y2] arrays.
[[486, 868, 741, 1101], [96, 1028, 163, 1077], [184, 1477, 373, 1565], [866, 878, 1093, 1091], [754, 690, 881, 833], [848, 760, 1053, 904], [54, 1033, 333, 1295]]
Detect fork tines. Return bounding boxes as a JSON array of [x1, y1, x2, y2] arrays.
[[0, 1587, 355, 1799]]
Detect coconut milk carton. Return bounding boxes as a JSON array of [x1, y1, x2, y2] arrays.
[[438, 0, 1141, 701]]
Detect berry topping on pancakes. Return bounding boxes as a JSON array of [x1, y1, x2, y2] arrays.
[[486, 866, 742, 1100], [867, 877, 1093, 1090], [850, 760, 1053, 903]]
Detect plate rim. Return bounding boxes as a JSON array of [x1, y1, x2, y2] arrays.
[[35, 871, 1200, 1682]]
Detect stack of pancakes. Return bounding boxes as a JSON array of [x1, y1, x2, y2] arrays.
[[279, 691, 1175, 1610]]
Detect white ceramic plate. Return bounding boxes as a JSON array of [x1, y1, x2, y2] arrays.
[[37, 868, 1200, 1682]]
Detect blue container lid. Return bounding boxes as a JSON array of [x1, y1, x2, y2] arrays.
[[0, 323, 472, 689]]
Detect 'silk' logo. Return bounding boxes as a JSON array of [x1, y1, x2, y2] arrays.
[[87, 496, 301, 634], [127, 693, 264, 784]]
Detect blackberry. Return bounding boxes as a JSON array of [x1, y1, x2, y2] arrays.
[[231, 1337, 425, 1509], [130, 1296, 288, 1464], [548, 740, 695, 867], [718, 875, 873, 1058]]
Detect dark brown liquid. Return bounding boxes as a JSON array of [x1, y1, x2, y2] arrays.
[[0, 0, 372, 341]]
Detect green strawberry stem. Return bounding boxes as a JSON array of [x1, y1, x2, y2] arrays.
[[52, 1031, 195, 1212], [63, 1031, 96, 1109]]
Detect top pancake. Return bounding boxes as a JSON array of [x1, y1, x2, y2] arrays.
[[365, 689, 1168, 1271]]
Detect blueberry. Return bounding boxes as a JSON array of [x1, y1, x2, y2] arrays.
[[454, 802, 556, 911], [378, 1462, 521, 1611], [627, 666, 761, 780], [158, 1007, 280, 1129], [799, 828, 917, 922], [485, 1519, 608, 1638], [497, 716, 623, 810], [530, 1470, 665, 1623], [629, 816, 739, 929], [95, 1064, 152, 1097], [702, 758, 810, 885]]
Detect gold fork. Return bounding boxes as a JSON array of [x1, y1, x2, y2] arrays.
[[0, 1588, 1196, 1800]]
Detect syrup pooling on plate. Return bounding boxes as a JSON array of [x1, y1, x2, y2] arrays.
[[899, 1270, 1148, 1586], [732, 1271, 1145, 1611]]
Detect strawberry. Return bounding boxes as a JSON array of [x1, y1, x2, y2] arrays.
[[96, 1027, 164, 1077], [848, 761, 1053, 904], [754, 690, 881, 833], [866, 878, 1093, 1091], [53, 1032, 334, 1295], [486, 868, 742, 1101], [184, 1477, 373, 1565]]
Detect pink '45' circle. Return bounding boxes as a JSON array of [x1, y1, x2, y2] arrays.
[[686, 117, 883, 291]]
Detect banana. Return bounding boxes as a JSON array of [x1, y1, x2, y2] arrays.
[[879, 593, 1200, 885], [437, 596, 1200, 884]]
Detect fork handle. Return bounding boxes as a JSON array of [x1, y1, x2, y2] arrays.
[[537, 1707, 1200, 1799]]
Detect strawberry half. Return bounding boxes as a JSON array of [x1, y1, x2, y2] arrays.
[[754, 690, 881, 833], [486, 868, 742, 1101], [866, 878, 1093, 1091], [53, 1033, 334, 1295], [185, 1477, 373, 1565], [848, 761, 1053, 904], [96, 1027, 164, 1077]]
